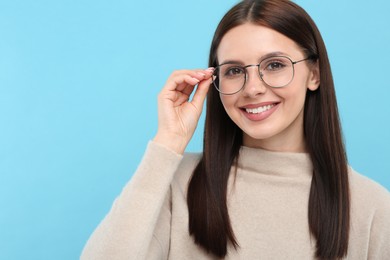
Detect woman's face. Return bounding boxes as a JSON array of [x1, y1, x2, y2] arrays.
[[217, 23, 319, 152]]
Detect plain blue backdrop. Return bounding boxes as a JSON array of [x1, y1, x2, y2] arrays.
[[0, 0, 389, 259]]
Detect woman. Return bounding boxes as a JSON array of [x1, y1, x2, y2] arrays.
[[81, 0, 390, 259]]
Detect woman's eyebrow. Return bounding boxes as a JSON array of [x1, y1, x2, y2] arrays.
[[260, 51, 289, 60], [219, 60, 244, 65], [219, 51, 289, 65]]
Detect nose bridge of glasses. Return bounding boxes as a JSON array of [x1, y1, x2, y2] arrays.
[[244, 64, 264, 82]]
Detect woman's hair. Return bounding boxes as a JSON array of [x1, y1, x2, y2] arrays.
[[187, 0, 350, 258]]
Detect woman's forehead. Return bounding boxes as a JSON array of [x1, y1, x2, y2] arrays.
[[216, 23, 303, 63]]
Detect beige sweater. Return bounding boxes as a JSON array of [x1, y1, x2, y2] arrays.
[[81, 141, 390, 259]]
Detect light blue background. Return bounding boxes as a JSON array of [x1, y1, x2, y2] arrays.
[[0, 1, 389, 259]]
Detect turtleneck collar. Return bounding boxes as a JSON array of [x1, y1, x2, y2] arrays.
[[236, 146, 313, 178]]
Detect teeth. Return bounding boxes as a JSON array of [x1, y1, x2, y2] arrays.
[[245, 104, 275, 114]]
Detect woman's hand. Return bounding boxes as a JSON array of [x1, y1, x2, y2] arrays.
[[153, 68, 214, 154]]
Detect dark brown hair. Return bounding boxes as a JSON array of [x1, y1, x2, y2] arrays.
[[187, 0, 350, 259]]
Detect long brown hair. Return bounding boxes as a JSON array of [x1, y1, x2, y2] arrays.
[[187, 0, 350, 259]]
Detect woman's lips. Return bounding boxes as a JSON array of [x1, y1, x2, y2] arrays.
[[240, 102, 280, 121]]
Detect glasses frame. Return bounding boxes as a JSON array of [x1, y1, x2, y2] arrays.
[[213, 55, 313, 95]]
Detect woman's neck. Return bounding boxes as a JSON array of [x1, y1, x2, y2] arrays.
[[242, 130, 307, 153]]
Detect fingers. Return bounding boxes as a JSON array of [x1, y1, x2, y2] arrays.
[[160, 68, 214, 106], [164, 68, 214, 93], [173, 90, 192, 106]]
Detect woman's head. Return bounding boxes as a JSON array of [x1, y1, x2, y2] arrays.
[[206, 0, 336, 151], [215, 23, 320, 151]]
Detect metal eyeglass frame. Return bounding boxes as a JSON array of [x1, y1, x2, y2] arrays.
[[212, 55, 313, 95]]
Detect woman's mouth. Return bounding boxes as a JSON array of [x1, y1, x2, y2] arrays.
[[240, 102, 280, 121]]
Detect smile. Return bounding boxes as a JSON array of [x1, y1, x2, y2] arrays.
[[245, 104, 275, 114]]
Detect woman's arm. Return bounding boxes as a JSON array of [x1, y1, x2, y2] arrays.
[[81, 68, 213, 259], [80, 141, 182, 259]]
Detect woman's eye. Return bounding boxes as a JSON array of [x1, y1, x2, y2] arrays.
[[225, 67, 244, 77], [265, 61, 286, 71]]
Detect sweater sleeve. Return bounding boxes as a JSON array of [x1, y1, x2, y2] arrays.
[[80, 141, 183, 260]]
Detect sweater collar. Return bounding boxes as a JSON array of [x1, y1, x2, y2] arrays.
[[237, 146, 313, 178]]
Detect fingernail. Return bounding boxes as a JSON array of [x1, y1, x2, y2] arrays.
[[206, 67, 215, 72], [192, 78, 200, 83]]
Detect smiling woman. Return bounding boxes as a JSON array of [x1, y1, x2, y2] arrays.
[[81, 0, 390, 259], [216, 24, 320, 151]]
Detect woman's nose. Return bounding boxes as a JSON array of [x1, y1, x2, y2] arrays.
[[241, 65, 267, 97]]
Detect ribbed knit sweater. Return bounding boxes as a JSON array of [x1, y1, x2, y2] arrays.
[[81, 141, 390, 259]]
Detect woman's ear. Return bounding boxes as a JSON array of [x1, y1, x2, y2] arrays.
[[307, 61, 320, 91]]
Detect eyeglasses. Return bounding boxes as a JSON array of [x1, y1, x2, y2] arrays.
[[212, 56, 312, 95]]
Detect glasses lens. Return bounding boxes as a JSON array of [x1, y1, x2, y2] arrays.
[[259, 56, 294, 88], [213, 64, 245, 95]]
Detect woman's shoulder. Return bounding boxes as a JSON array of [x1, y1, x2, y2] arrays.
[[348, 167, 390, 212]]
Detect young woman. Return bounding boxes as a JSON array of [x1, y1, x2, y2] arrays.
[[81, 0, 390, 259]]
